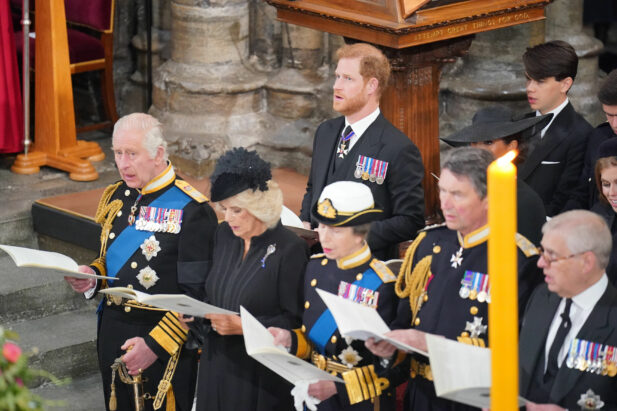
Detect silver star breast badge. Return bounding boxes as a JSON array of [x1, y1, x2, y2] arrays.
[[577, 389, 605, 410], [137, 266, 159, 289], [140, 235, 161, 261], [465, 316, 487, 338], [450, 247, 463, 268]]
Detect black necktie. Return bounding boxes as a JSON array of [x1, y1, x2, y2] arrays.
[[334, 125, 353, 170], [545, 298, 573, 381]]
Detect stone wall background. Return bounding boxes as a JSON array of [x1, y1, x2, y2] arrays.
[[87, 0, 614, 178]]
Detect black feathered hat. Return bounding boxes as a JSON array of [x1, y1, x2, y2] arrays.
[[441, 106, 553, 147], [210, 147, 272, 202]]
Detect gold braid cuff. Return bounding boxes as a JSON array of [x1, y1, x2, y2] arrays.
[[395, 231, 432, 326], [153, 348, 181, 410], [93, 182, 123, 272], [293, 329, 312, 360], [149, 312, 188, 356], [341, 364, 389, 405]]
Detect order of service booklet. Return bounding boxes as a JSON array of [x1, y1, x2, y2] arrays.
[[98, 287, 237, 316], [240, 306, 343, 385], [315, 288, 428, 356], [0, 244, 113, 280], [425, 334, 526, 408]]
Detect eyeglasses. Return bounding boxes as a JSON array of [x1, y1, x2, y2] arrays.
[[537, 246, 586, 266]]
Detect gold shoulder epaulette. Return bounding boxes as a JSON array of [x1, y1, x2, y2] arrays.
[[311, 253, 326, 259], [515, 233, 539, 257], [175, 180, 208, 203], [370, 259, 396, 283]]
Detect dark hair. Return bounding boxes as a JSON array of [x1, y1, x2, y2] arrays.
[[441, 147, 494, 198], [598, 69, 617, 106], [523, 40, 578, 82]]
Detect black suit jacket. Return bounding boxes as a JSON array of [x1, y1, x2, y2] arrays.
[[300, 113, 425, 259], [519, 103, 592, 216], [520, 282, 617, 409]]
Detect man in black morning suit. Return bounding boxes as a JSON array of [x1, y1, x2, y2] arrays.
[[519, 40, 593, 216], [300, 42, 425, 260], [520, 210, 617, 410]]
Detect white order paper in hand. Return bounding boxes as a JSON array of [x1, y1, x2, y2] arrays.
[[315, 288, 428, 356]]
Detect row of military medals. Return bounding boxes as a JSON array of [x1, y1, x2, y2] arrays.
[[459, 270, 491, 303], [127, 194, 183, 234], [565, 338, 617, 377], [354, 155, 388, 184]]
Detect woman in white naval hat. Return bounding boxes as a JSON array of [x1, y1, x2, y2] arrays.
[[270, 180, 398, 411]]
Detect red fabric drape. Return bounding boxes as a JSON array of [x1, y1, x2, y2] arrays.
[[0, 0, 24, 154]]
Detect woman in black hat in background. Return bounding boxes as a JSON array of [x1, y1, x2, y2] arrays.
[[269, 181, 398, 411], [192, 147, 309, 411], [591, 138, 617, 285], [441, 105, 551, 245]]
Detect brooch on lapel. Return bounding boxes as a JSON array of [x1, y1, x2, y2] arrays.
[[261, 244, 276, 268]]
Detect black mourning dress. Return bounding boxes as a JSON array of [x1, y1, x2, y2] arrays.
[[195, 221, 309, 411]]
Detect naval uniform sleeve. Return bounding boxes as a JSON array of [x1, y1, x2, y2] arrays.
[[175, 201, 218, 301], [367, 140, 425, 253], [145, 198, 218, 360]]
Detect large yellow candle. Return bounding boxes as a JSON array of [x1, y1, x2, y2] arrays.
[[488, 150, 518, 410]]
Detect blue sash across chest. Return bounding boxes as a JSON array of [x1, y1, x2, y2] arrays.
[[309, 268, 382, 354], [105, 186, 191, 279]]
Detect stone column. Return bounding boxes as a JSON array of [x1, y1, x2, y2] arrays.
[[151, 0, 268, 177], [439, 22, 543, 138], [260, 23, 332, 174], [546, 0, 603, 125]]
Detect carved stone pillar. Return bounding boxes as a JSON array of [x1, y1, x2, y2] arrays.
[[260, 24, 332, 174], [151, 0, 268, 177], [546, 0, 603, 125]]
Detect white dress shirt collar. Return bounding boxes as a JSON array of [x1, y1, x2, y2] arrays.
[[344, 108, 381, 151], [538, 97, 569, 138]]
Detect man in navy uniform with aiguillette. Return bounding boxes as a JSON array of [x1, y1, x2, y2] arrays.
[[300, 42, 425, 260], [65, 113, 218, 411]]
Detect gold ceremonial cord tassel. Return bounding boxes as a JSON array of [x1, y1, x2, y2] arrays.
[[395, 231, 432, 326], [92, 182, 122, 284], [153, 348, 182, 410], [109, 357, 148, 411]]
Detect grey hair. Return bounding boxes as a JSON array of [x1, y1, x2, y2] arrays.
[[221, 180, 283, 229], [113, 113, 168, 162], [351, 223, 372, 239], [542, 210, 612, 270], [441, 147, 494, 198]]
